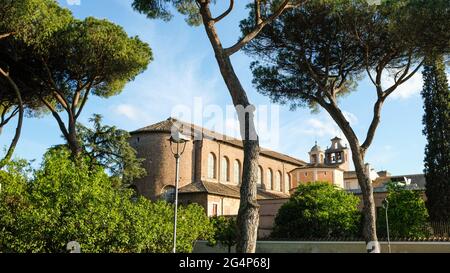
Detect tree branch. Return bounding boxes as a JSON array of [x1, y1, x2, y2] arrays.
[[0, 105, 19, 128], [383, 60, 423, 98], [40, 97, 70, 140], [41, 59, 70, 110], [75, 84, 92, 119], [0, 67, 23, 169], [255, 0, 262, 25], [224, 0, 304, 56], [212, 0, 234, 23], [0, 32, 15, 40], [360, 97, 384, 151]]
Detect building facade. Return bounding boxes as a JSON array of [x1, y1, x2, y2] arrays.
[[129, 118, 305, 217], [130, 118, 426, 237]]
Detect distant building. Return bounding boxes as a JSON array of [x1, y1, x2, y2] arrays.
[[289, 138, 349, 190]]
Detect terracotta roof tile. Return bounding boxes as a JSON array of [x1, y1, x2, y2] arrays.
[[179, 181, 289, 200], [131, 117, 306, 166]]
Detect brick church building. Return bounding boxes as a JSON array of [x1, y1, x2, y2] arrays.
[[129, 117, 303, 216]]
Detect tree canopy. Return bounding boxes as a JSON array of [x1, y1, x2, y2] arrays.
[[77, 114, 147, 187], [377, 182, 430, 238], [422, 55, 450, 221], [33, 16, 152, 155], [0, 0, 72, 47], [132, 0, 203, 26], [244, 0, 426, 111], [0, 147, 212, 253], [0, 0, 72, 167], [208, 216, 237, 253], [272, 182, 361, 239]]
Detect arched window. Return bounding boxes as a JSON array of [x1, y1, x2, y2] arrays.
[[208, 153, 216, 179], [221, 156, 230, 182], [233, 160, 241, 184], [267, 169, 273, 190], [257, 166, 263, 187], [161, 186, 176, 203], [275, 171, 281, 191], [285, 173, 291, 192]]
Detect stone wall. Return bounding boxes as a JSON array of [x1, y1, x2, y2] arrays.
[[258, 198, 289, 238], [194, 240, 450, 253], [207, 195, 240, 216]]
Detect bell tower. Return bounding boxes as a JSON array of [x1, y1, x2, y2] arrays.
[[309, 141, 325, 165], [325, 137, 349, 171]]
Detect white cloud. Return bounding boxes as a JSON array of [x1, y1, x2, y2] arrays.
[[384, 70, 450, 100], [112, 104, 150, 122], [387, 72, 424, 100], [66, 0, 81, 5], [301, 117, 342, 138]]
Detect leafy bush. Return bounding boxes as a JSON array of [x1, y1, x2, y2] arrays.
[[0, 147, 212, 253], [377, 182, 430, 238], [272, 182, 361, 239], [208, 216, 237, 253]]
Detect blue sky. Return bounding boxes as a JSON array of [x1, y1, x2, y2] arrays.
[[0, 0, 443, 175]]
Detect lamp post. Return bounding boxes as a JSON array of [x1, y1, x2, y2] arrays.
[[168, 131, 190, 254], [382, 197, 391, 253]]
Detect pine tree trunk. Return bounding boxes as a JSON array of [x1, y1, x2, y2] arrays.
[[0, 69, 23, 169], [199, 5, 260, 253], [352, 151, 379, 252], [67, 115, 81, 157], [322, 101, 380, 252], [237, 138, 260, 252]]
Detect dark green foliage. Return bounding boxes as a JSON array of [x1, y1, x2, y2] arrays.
[[0, 147, 212, 253], [131, 0, 203, 26], [0, 0, 72, 49], [243, 0, 431, 110], [272, 182, 361, 239], [77, 114, 146, 186], [385, 0, 450, 56], [42, 17, 152, 99], [377, 182, 430, 238], [422, 55, 450, 221], [37, 16, 152, 154], [0, 0, 72, 108], [208, 216, 237, 253], [0, 0, 72, 130]]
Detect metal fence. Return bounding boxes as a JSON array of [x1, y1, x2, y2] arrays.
[[429, 221, 450, 237], [262, 221, 450, 242]]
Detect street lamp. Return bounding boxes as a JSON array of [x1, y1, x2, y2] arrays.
[[168, 130, 190, 254], [382, 197, 391, 253]]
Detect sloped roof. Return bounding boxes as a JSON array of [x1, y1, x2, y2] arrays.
[[131, 117, 306, 166], [347, 174, 426, 194], [179, 181, 290, 200], [373, 174, 426, 189], [290, 163, 345, 172]]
